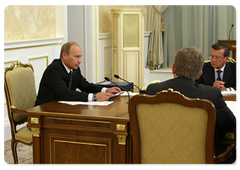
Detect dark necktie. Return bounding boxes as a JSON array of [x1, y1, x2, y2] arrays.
[[216, 70, 222, 81], [68, 71, 73, 89]]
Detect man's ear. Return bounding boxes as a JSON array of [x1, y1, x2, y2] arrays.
[[172, 63, 175, 74], [172, 63, 177, 78], [225, 56, 229, 62], [196, 71, 203, 80], [62, 52, 67, 59]]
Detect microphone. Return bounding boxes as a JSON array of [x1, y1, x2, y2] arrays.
[[114, 74, 145, 94], [228, 24, 234, 40], [104, 77, 130, 103]]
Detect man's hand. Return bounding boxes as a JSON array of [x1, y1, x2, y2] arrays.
[[213, 81, 227, 91], [96, 92, 113, 101], [106, 87, 121, 94]]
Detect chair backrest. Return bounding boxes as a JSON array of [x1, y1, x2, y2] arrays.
[[4, 61, 36, 124], [128, 88, 216, 164]]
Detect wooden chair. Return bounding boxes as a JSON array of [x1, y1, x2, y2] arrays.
[[128, 88, 235, 164], [4, 61, 36, 164]]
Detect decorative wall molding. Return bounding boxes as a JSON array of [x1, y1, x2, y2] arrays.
[[4, 37, 64, 50]]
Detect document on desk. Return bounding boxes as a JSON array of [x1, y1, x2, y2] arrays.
[[221, 91, 237, 96], [225, 101, 236, 116], [120, 91, 139, 96], [58, 101, 114, 106]]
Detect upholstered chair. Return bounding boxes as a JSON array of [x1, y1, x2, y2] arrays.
[[128, 88, 235, 164], [4, 61, 36, 164]]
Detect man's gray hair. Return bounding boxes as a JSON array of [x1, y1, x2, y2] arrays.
[[174, 47, 204, 81]]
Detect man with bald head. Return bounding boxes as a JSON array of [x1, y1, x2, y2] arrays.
[[35, 41, 121, 106]]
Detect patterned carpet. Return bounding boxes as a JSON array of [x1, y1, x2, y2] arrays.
[[4, 140, 32, 164]]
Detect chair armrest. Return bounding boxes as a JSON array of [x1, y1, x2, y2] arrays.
[[214, 144, 236, 163], [12, 108, 28, 115]]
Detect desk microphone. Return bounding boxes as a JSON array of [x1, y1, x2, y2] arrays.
[[104, 77, 130, 103], [114, 74, 145, 94], [228, 24, 234, 40]]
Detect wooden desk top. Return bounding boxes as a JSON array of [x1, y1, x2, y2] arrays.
[[27, 96, 129, 121], [223, 95, 236, 101]]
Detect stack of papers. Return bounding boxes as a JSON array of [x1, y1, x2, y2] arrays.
[[58, 101, 114, 106], [221, 91, 237, 96]]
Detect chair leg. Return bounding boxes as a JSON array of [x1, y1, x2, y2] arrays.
[[11, 140, 18, 164]]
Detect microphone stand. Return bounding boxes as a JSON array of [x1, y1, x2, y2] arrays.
[[228, 24, 234, 40], [104, 77, 130, 103]]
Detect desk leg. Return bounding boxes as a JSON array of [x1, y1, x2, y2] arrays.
[[117, 135, 127, 163], [32, 128, 41, 164]]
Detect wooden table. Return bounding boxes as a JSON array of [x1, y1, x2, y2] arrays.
[[27, 96, 131, 164], [223, 94, 236, 101]]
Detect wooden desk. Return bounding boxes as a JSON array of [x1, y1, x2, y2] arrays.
[[223, 94, 236, 101], [27, 96, 131, 164], [27, 94, 236, 164]]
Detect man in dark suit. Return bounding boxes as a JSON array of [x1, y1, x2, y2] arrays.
[[146, 47, 236, 156], [35, 42, 121, 106], [196, 42, 236, 91]]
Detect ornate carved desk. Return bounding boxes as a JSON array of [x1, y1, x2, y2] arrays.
[[27, 96, 131, 164]]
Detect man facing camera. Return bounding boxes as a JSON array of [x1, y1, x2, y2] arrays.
[[195, 42, 236, 91], [146, 47, 236, 134], [35, 41, 121, 106]]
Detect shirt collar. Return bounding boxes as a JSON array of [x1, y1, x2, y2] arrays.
[[214, 63, 226, 72], [61, 60, 72, 74]]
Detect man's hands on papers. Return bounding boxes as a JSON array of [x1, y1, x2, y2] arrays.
[[58, 91, 139, 106]]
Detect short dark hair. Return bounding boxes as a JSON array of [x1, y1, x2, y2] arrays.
[[212, 42, 230, 57], [60, 42, 80, 58], [174, 47, 204, 81]]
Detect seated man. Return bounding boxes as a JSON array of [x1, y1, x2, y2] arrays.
[[146, 47, 236, 155], [195, 42, 236, 91], [35, 41, 121, 106]]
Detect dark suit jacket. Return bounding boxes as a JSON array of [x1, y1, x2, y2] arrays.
[[196, 62, 236, 89], [35, 59, 103, 106], [146, 77, 236, 132]]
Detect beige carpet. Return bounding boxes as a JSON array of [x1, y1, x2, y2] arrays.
[[4, 140, 33, 164]]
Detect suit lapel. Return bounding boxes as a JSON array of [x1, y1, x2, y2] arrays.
[[206, 63, 215, 85]]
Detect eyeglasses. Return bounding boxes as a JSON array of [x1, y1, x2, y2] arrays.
[[209, 55, 225, 60]]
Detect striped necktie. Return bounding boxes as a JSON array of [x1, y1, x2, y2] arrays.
[[68, 70, 73, 89], [216, 70, 222, 81]]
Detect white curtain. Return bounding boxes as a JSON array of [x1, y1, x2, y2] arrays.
[[162, 5, 236, 68], [146, 5, 168, 70]]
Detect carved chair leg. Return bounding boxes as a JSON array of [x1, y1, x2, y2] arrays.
[[11, 140, 18, 164]]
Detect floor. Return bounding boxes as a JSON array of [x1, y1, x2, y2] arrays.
[[4, 140, 32, 164]]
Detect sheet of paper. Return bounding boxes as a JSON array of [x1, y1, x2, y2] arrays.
[[120, 91, 139, 96], [225, 101, 236, 116], [98, 81, 111, 85], [58, 101, 114, 106], [110, 92, 121, 98], [221, 91, 237, 96]]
